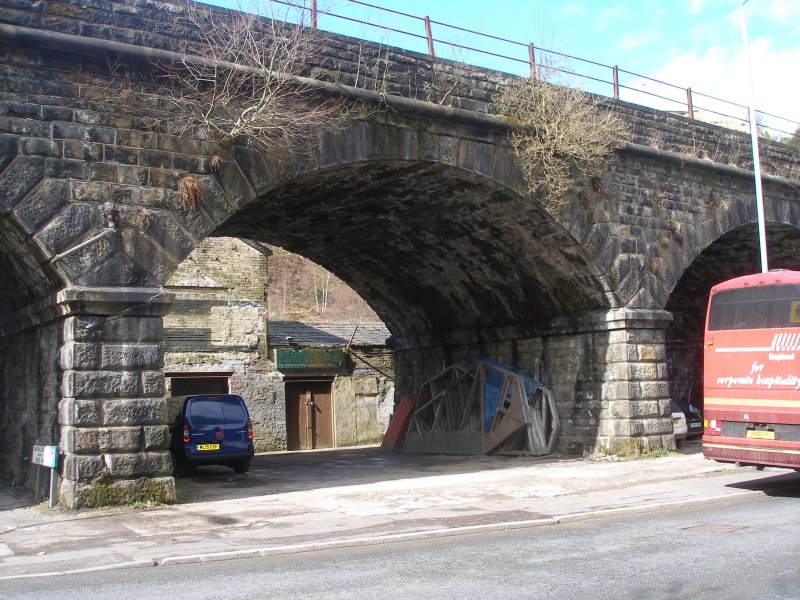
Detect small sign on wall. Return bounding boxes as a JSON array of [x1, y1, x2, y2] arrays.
[[32, 445, 59, 508], [32, 445, 58, 469], [275, 347, 344, 369]]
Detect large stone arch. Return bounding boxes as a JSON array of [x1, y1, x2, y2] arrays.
[[212, 152, 611, 335], [572, 143, 800, 318], [210, 149, 627, 457], [0, 101, 621, 504], [207, 128, 636, 456]]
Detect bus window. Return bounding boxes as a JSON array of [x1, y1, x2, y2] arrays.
[[707, 284, 800, 331]]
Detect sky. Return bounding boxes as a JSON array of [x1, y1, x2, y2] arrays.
[[207, 0, 800, 137]]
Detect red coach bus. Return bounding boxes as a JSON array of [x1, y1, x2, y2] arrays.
[[703, 270, 800, 470]]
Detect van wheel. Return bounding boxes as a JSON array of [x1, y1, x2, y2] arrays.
[[233, 459, 250, 474]]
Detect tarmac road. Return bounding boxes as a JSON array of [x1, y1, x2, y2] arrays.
[[3, 493, 800, 600], [1, 443, 799, 581]]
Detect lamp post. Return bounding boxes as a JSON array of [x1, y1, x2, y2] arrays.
[[740, 0, 769, 273]]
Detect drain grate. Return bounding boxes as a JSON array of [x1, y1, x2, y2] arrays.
[[681, 524, 748, 534]]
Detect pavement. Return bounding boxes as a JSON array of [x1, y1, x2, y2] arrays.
[[2, 441, 799, 580]]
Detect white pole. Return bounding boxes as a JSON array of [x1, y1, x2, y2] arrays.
[[740, 0, 769, 273]]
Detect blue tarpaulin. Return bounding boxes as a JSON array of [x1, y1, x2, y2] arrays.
[[468, 358, 541, 431]]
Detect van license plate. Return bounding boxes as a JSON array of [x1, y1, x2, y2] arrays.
[[197, 443, 220, 451], [746, 430, 775, 440]]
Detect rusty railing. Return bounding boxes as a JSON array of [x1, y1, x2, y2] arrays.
[[268, 0, 797, 138]]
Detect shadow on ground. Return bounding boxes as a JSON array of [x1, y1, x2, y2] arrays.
[[677, 438, 800, 496], [174, 446, 564, 504], [0, 481, 39, 512], [0, 447, 568, 510], [2, 440, 712, 510], [725, 470, 800, 497]]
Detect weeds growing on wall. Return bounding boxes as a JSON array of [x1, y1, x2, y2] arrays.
[[177, 175, 203, 211], [496, 76, 629, 215]]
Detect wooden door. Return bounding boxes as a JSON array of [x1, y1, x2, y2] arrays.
[[285, 380, 333, 450]]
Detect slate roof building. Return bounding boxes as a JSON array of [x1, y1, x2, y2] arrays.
[[163, 237, 394, 452], [268, 321, 393, 450]]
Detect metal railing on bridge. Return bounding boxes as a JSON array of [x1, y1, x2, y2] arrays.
[[261, 0, 798, 140]]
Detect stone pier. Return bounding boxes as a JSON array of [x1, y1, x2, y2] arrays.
[[57, 288, 175, 507]]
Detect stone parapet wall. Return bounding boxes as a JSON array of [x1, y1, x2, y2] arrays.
[[1, 0, 797, 183]]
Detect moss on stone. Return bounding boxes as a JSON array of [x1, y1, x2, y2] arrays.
[[600, 437, 641, 457], [598, 437, 679, 460], [81, 472, 173, 508]]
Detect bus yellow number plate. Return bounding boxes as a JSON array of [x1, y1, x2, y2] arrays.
[[746, 430, 775, 440]]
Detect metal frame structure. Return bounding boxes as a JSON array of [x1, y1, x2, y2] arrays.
[[403, 359, 560, 455]]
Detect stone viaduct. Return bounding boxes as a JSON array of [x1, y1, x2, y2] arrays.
[[1, 0, 798, 507]]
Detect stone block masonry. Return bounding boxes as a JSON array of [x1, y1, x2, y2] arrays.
[[0, 320, 61, 485], [393, 309, 674, 455], [333, 349, 395, 447], [164, 237, 276, 451], [0, 0, 798, 506], [56, 287, 176, 508]]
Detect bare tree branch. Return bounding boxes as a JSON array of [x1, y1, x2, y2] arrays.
[[153, 0, 358, 153]]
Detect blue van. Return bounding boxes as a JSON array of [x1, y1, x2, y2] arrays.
[[170, 394, 254, 475]]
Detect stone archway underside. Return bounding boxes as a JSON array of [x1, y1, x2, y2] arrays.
[[0, 218, 63, 318], [0, 217, 66, 485], [217, 160, 610, 335]]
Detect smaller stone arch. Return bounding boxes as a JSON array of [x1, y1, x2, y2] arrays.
[[665, 214, 800, 412]]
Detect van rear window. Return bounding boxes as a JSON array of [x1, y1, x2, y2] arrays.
[[223, 399, 247, 426], [187, 398, 225, 426]]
